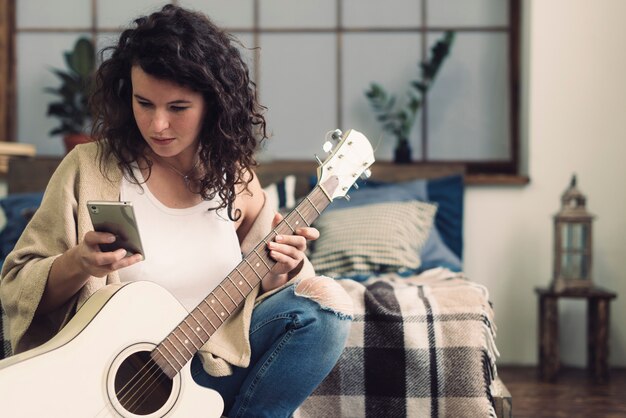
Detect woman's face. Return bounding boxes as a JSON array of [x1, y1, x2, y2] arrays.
[[131, 65, 206, 161]]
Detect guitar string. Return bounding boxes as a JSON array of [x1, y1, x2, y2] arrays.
[[96, 364, 163, 418], [121, 362, 169, 414], [116, 366, 164, 413], [98, 190, 326, 415], [93, 350, 171, 417]]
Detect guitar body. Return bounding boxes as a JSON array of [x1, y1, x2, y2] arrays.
[[0, 281, 223, 418]]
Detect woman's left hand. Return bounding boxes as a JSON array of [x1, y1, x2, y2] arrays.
[[263, 212, 319, 293]]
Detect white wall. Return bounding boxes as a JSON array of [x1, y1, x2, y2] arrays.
[[466, 0, 626, 367]]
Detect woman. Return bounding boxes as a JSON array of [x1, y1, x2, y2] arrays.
[[0, 5, 352, 417]]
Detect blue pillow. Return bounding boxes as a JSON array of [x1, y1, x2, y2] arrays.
[[319, 175, 464, 272], [0, 192, 44, 265], [426, 175, 464, 259]]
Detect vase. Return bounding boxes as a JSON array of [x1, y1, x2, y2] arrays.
[[394, 140, 412, 164]]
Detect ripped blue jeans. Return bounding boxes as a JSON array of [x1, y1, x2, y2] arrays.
[[191, 276, 353, 418]]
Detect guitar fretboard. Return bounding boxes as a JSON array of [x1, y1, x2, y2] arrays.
[[151, 183, 334, 378]]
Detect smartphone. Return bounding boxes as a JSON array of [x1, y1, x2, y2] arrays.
[[87, 200, 145, 258]]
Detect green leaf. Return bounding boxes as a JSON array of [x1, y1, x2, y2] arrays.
[[51, 68, 77, 85], [370, 82, 386, 96], [407, 95, 421, 112], [47, 102, 67, 116], [411, 81, 428, 93], [69, 38, 96, 77], [383, 122, 398, 132], [49, 127, 65, 136]]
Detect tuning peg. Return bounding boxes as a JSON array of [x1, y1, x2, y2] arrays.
[[331, 129, 343, 141], [322, 141, 333, 153], [315, 154, 323, 165], [326, 129, 342, 143], [352, 183, 359, 190], [344, 195, 351, 201], [361, 169, 372, 179]]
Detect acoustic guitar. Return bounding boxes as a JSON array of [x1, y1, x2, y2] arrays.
[[0, 129, 374, 418]]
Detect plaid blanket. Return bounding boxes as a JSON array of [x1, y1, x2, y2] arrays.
[[296, 268, 499, 418]]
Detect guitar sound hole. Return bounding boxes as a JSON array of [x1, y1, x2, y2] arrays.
[[114, 350, 174, 415]]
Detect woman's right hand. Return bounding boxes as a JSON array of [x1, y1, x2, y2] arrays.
[[76, 231, 143, 278], [40, 231, 143, 314]]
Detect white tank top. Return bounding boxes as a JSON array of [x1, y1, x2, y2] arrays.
[[118, 166, 242, 311]]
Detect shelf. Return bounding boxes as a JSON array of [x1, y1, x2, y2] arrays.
[[0, 142, 37, 174]]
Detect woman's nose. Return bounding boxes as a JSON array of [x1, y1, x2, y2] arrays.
[[151, 109, 170, 132]]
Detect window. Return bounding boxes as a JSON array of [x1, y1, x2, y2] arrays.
[[5, 0, 522, 180]]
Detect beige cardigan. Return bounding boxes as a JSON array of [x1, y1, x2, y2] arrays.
[[0, 142, 314, 376]]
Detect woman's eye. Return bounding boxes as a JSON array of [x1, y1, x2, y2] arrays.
[[137, 101, 152, 108], [171, 106, 188, 112]]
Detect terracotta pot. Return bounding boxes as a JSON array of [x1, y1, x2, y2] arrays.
[[63, 133, 93, 154]]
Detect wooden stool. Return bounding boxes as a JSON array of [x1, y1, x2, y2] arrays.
[[535, 286, 617, 383]]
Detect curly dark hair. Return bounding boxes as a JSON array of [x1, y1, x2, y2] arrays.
[[90, 4, 267, 221]]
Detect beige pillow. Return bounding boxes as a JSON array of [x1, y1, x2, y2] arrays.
[[310, 200, 437, 279]]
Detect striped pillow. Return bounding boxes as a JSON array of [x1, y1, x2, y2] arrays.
[[310, 200, 437, 278]]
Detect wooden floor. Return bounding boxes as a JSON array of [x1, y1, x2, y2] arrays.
[[497, 366, 626, 418]]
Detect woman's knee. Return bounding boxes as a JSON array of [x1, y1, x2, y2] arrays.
[[294, 276, 353, 320]]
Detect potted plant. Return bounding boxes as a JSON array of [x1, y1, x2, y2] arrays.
[[365, 31, 455, 163], [45, 37, 96, 153]]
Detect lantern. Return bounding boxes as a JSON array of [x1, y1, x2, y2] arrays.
[[552, 175, 595, 292]]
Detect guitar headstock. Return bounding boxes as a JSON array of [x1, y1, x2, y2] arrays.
[[316, 129, 375, 200]]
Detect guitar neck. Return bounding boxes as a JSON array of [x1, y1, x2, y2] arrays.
[[151, 183, 335, 378]]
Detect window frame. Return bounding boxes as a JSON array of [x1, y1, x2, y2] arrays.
[[3, 0, 524, 183]]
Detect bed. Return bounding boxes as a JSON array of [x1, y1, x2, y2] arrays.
[[0, 155, 511, 417]]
